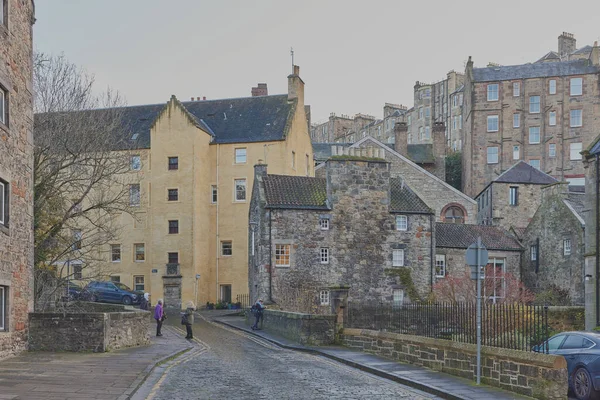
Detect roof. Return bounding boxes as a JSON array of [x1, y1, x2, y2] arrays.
[[312, 143, 351, 162], [472, 59, 600, 82], [436, 223, 523, 251], [493, 161, 558, 185], [390, 178, 432, 214], [263, 175, 328, 210], [535, 51, 560, 63], [565, 192, 586, 220], [589, 135, 600, 156], [572, 45, 593, 55], [450, 85, 464, 95], [510, 227, 527, 241], [407, 144, 435, 164]]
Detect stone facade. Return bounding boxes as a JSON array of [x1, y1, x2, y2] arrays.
[[583, 136, 599, 328], [0, 0, 35, 359], [245, 309, 336, 345], [310, 113, 354, 143]]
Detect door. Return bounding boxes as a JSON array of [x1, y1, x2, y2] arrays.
[[220, 285, 232, 303], [164, 284, 182, 310]]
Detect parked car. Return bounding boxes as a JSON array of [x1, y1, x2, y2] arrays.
[[534, 331, 600, 400], [84, 281, 143, 305], [61, 282, 86, 301]]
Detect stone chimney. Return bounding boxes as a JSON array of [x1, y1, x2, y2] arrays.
[[254, 160, 268, 179], [558, 32, 576, 58], [325, 157, 390, 208], [591, 41, 599, 66], [251, 83, 268, 97], [433, 122, 446, 180], [288, 65, 305, 106], [394, 122, 408, 156]]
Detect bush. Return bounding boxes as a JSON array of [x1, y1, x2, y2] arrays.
[[534, 285, 572, 306]]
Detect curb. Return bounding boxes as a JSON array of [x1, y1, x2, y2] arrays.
[[214, 319, 465, 400]]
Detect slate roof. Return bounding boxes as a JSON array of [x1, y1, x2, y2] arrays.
[[263, 175, 328, 210], [407, 144, 435, 164], [390, 178, 432, 214], [572, 45, 593, 55], [566, 192, 585, 218], [589, 135, 600, 156], [436, 223, 523, 251], [494, 161, 558, 185], [312, 143, 351, 162], [472, 60, 600, 82], [535, 51, 560, 63]]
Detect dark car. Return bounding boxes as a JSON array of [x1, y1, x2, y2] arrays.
[[84, 281, 143, 305], [534, 331, 600, 400], [62, 282, 86, 301]]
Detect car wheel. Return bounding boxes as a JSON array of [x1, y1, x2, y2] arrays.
[[122, 296, 132, 305], [573, 367, 597, 400]]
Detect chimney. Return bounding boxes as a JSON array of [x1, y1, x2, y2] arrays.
[[288, 65, 305, 106], [203, 96, 206, 101], [591, 41, 599, 66], [394, 122, 408, 156], [191, 97, 194, 101], [251, 83, 268, 97], [558, 32, 576, 58], [433, 122, 447, 180], [197, 97, 201, 101], [254, 160, 268, 179]]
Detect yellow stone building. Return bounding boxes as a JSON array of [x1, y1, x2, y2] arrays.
[[92, 66, 312, 309]]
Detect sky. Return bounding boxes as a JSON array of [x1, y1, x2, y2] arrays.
[[34, 0, 600, 124]]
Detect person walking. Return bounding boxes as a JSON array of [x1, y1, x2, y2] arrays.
[[140, 293, 150, 310], [251, 299, 265, 330], [154, 299, 164, 337], [182, 301, 195, 340]]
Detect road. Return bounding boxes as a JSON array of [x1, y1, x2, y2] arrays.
[[142, 317, 439, 400]]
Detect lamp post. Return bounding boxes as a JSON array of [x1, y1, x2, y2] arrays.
[[195, 274, 200, 307]]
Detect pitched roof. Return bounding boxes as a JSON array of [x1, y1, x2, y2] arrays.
[[407, 144, 435, 164], [572, 45, 593, 55], [472, 59, 600, 82], [263, 175, 328, 210], [436, 223, 523, 251], [493, 161, 558, 185], [588, 134, 600, 156], [565, 192, 585, 219], [535, 51, 560, 63], [390, 178, 432, 214]]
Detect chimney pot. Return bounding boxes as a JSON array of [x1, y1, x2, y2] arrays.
[[191, 97, 194, 101], [203, 96, 206, 100]]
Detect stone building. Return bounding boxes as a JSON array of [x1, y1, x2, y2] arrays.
[[475, 161, 558, 230], [0, 0, 35, 359], [249, 155, 436, 307], [520, 182, 585, 306], [462, 35, 600, 197], [583, 134, 600, 328], [394, 121, 446, 181]]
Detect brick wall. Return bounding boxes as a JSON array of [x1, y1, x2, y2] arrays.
[[342, 328, 567, 400], [245, 309, 336, 345]]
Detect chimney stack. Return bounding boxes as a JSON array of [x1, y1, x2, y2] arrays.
[[433, 122, 447, 179], [196, 97, 201, 101], [394, 122, 408, 156], [251, 83, 268, 97], [203, 96, 206, 100], [558, 32, 576, 58], [191, 97, 194, 101], [288, 65, 305, 106]]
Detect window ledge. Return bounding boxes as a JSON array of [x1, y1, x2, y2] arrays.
[[0, 224, 8, 237]]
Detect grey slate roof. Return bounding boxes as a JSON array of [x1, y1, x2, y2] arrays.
[[472, 60, 600, 82], [312, 143, 351, 162], [407, 144, 435, 164], [263, 175, 328, 210], [572, 45, 593, 55], [494, 161, 558, 185], [436, 223, 523, 251], [589, 136, 600, 156], [566, 193, 585, 218], [390, 178, 432, 214], [535, 51, 560, 63]]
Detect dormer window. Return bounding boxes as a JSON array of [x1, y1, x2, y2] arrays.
[[131, 133, 139, 141]]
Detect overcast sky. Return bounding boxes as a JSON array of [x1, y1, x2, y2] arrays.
[[34, 0, 600, 123]]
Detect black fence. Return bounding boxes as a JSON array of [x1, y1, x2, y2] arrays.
[[347, 302, 549, 352]]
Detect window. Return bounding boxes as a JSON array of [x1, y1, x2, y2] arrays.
[[570, 78, 583, 96], [130, 155, 141, 171], [570, 109, 582, 127], [320, 248, 329, 264], [425, 108, 430, 118], [0, 179, 7, 226], [513, 82, 520, 97], [211, 185, 218, 203], [513, 146, 520, 160], [435, 255, 446, 278], [319, 218, 329, 230], [235, 148, 247, 164], [549, 111, 556, 126], [134, 243, 145, 261], [419, 108, 423, 120], [134, 276, 145, 292], [111, 244, 121, 262], [0, 285, 6, 331], [275, 244, 290, 266], [419, 127, 424, 140], [168, 220, 179, 234], [546, 335, 566, 351], [130, 133, 139, 141], [0, 87, 7, 126], [306, 154, 310, 176], [167, 188, 178, 201], [487, 84, 499, 101], [320, 290, 330, 306], [168, 156, 179, 170], [486, 258, 505, 301], [529, 159, 540, 170], [393, 289, 404, 306], [221, 241, 232, 256], [509, 187, 518, 206], [487, 147, 499, 164], [530, 245, 537, 261], [396, 215, 408, 231], [564, 239, 571, 256], [529, 127, 540, 144], [234, 179, 246, 201], [73, 230, 82, 250], [291, 151, 296, 169], [424, 126, 430, 140], [168, 252, 179, 264], [444, 206, 464, 223], [130, 184, 140, 206], [529, 96, 540, 113], [549, 79, 557, 95], [513, 113, 520, 128], [549, 144, 556, 158], [562, 335, 595, 350], [570, 142, 583, 160], [392, 249, 405, 267], [487, 115, 499, 132], [72, 264, 82, 280]]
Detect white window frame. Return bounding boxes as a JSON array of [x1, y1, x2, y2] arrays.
[[111, 244, 121, 263], [320, 248, 329, 264], [234, 148, 247, 164], [0, 87, 6, 126], [570, 109, 582, 127], [396, 215, 408, 231], [134, 243, 145, 262], [221, 241, 233, 256], [529, 127, 540, 144], [549, 79, 557, 95], [513, 82, 520, 97], [435, 254, 446, 278], [513, 146, 520, 160], [570, 142, 583, 160], [0, 180, 5, 226], [393, 289, 404, 306], [531, 245, 537, 261], [393, 249, 405, 267], [130, 184, 140, 207], [319, 218, 329, 230], [320, 290, 330, 306], [549, 111, 556, 126], [487, 115, 499, 132], [275, 244, 290, 266], [211, 185, 218, 204], [487, 84, 499, 101], [72, 264, 82, 280], [234, 179, 246, 202], [487, 147, 499, 164], [486, 258, 506, 301], [529, 96, 540, 113], [509, 186, 518, 206], [0, 285, 5, 331], [134, 276, 145, 292], [424, 126, 430, 140], [513, 113, 520, 128], [529, 159, 540, 170], [563, 239, 572, 256], [549, 144, 556, 158], [73, 229, 82, 250], [130, 155, 141, 171], [570, 78, 583, 96]]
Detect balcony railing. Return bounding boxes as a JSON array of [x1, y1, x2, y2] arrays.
[[165, 263, 180, 276]]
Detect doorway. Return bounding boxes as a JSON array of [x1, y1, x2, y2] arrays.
[[220, 284, 232, 303]]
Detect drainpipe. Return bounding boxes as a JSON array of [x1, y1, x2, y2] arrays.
[[596, 154, 599, 325], [430, 214, 434, 290], [216, 144, 220, 302], [268, 210, 273, 302]]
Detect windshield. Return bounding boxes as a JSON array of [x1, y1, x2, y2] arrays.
[[114, 282, 131, 291]]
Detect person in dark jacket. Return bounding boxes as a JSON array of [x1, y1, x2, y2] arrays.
[[251, 299, 265, 330], [182, 301, 195, 339], [140, 293, 150, 310], [154, 299, 164, 336]]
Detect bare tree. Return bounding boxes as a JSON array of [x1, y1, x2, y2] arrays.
[[33, 53, 137, 310]]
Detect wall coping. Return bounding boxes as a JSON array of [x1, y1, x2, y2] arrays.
[[343, 328, 566, 369], [265, 309, 336, 320]]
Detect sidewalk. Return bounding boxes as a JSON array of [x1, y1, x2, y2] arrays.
[[215, 315, 533, 400], [0, 326, 194, 400]]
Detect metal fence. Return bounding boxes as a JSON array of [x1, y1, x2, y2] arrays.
[[347, 302, 549, 352], [236, 293, 251, 309]]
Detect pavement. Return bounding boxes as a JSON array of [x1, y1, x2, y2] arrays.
[[215, 314, 534, 400]]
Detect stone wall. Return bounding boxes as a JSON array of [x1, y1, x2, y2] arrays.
[[246, 309, 336, 345], [478, 182, 547, 230], [342, 328, 567, 400], [547, 306, 585, 333]]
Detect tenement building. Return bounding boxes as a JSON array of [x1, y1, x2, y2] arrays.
[[0, 0, 35, 358], [583, 135, 600, 329]]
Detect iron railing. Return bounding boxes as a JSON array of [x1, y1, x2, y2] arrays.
[[347, 302, 549, 352], [236, 294, 251, 309]]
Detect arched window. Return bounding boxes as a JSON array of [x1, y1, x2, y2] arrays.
[[444, 206, 465, 223]]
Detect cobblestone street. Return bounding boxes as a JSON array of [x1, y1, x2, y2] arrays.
[[144, 318, 439, 400]]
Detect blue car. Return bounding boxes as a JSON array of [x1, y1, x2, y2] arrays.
[[535, 331, 600, 400], [84, 281, 143, 305]]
